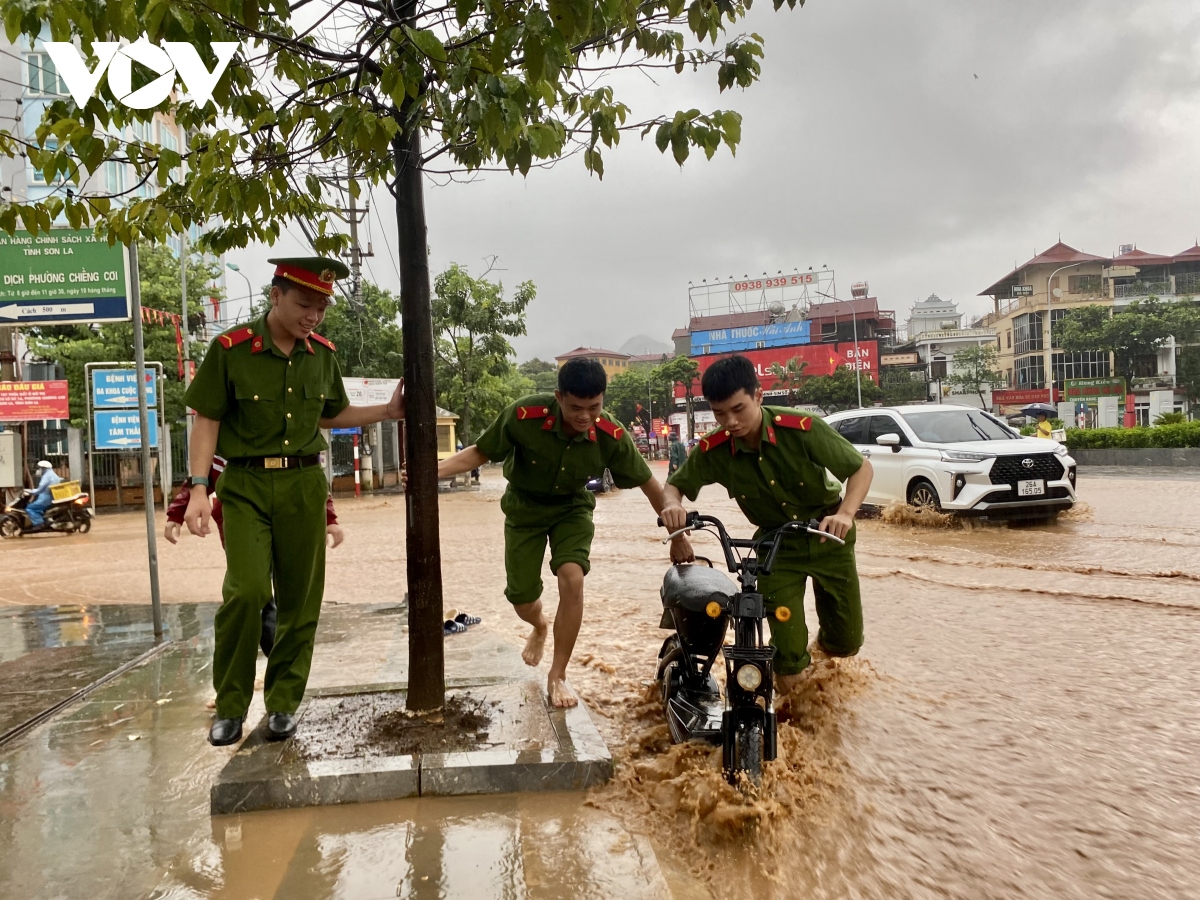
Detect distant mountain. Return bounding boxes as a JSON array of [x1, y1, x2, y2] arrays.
[[619, 334, 673, 356]]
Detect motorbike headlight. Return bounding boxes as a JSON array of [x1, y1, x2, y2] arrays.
[[735, 664, 763, 691]]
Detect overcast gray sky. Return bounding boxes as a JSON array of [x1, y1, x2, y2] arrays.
[[225, 0, 1200, 362]]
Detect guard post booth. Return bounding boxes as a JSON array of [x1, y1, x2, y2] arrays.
[[435, 407, 469, 489]]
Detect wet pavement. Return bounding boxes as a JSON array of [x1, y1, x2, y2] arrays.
[[1, 463, 1199, 898]]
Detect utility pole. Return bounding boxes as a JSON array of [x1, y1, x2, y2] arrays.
[[181, 233, 192, 448], [0, 327, 14, 381], [340, 164, 374, 306]]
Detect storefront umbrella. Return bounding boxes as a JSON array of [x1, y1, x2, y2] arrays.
[[1021, 402, 1058, 418]]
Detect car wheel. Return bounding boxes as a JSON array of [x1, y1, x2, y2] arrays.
[[907, 479, 942, 512]]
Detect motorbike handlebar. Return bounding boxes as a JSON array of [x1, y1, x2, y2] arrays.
[[660, 510, 845, 576]]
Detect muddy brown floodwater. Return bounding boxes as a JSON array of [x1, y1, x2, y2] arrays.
[[3, 463, 1200, 898]]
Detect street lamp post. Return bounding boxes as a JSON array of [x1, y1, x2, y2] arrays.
[[1045, 263, 1082, 407], [226, 262, 254, 323], [817, 291, 863, 408]]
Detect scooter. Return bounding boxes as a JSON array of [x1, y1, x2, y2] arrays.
[[655, 511, 844, 787], [0, 486, 93, 537]]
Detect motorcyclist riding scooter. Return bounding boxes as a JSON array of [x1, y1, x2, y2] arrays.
[[0, 461, 93, 537]]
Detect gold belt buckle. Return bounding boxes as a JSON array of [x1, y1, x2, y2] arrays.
[[263, 457, 284, 469]]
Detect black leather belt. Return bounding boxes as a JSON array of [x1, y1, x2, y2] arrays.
[[229, 454, 321, 470]]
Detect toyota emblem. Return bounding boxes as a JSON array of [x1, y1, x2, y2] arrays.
[[1021, 458, 1035, 469]]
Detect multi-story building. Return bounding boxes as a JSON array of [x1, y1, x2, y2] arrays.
[[554, 347, 632, 378], [979, 240, 1194, 422], [0, 28, 228, 327], [907, 294, 963, 336]]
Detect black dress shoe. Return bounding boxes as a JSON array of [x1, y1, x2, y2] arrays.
[[208, 717, 244, 746], [267, 712, 298, 741]]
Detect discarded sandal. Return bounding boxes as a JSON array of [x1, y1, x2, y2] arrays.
[[454, 612, 482, 627], [443, 619, 468, 635]]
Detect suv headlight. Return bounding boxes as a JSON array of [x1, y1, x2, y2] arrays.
[[939, 450, 994, 462], [1053, 444, 1069, 456]]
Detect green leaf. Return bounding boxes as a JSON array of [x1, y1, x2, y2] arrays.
[[524, 35, 546, 84], [654, 122, 672, 153], [4, 5, 22, 44], [548, 0, 577, 40], [404, 26, 447, 63], [671, 127, 689, 165], [455, 0, 476, 28], [675, 52, 685, 74]]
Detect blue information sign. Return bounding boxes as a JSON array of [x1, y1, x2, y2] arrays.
[[92, 369, 157, 409], [93, 410, 159, 449], [330, 427, 360, 435], [690, 320, 811, 356]]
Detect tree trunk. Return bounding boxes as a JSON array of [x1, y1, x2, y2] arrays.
[[394, 121, 446, 712]]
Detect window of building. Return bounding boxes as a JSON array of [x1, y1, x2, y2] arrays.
[[436, 424, 452, 454], [1014, 354, 1045, 388], [755, 341, 766, 349], [1068, 274, 1102, 295], [1006, 330, 1011, 349], [1052, 351, 1110, 383], [26, 53, 67, 96], [1006, 368, 1013, 386], [1013, 313, 1042, 355]]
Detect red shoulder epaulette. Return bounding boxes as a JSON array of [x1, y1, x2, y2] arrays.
[[594, 417, 625, 440], [216, 327, 254, 350], [699, 429, 733, 452], [516, 404, 552, 420], [772, 413, 813, 432], [310, 333, 336, 352]]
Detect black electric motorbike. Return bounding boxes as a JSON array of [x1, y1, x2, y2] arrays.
[[655, 511, 844, 787], [0, 486, 93, 537]]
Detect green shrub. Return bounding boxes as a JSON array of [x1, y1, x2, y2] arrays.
[[1063, 421, 1200, 450], [1154, 411, 1186, 426]]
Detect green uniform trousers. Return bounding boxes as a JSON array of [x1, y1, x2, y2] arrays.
[[758, 525, 864, 675], [500, 488, 595, 606], [213, 464, 328, 718]]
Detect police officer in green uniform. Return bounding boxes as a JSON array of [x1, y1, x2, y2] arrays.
[[183, 257, 405, 746], [434, 358, 693, 708], [660, 355, 874, 690]]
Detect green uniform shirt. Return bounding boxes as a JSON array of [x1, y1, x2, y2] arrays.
[[475, 393, 652, 496], [668, 406, 863, 529], [184, 313, 350, 459], [668, 439, 687, 468]]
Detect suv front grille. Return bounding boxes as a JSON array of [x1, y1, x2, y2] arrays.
[[989, 453, 1064, 485]]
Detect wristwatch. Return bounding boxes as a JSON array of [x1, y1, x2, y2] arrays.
[[189, 475, 210, 488]]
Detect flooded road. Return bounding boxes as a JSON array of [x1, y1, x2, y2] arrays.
[[2, 464, 1199, 898]]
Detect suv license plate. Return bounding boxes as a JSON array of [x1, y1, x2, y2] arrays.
[[1018, 479, 1045, 497]]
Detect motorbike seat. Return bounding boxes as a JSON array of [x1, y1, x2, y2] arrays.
[[661, 564, 737, 614]]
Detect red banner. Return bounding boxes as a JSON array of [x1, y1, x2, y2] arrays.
[[992, 388, 1060, 406], [678, 342, 878, 396], [0, 380, 70, 421]]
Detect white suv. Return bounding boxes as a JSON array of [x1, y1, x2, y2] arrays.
[[823, 404, 1077, 519]]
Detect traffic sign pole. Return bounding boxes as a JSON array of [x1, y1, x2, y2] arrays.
[[129, 242, 163, 643]]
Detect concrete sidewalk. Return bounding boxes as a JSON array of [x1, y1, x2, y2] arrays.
[[0, 602, 674, 900]]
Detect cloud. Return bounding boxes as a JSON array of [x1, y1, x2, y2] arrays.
[[227, 0, 1200, 358]]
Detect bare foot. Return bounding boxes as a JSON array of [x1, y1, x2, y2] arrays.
[[522, 624, 548, 667], [547, 673, 578, 708], [775, 672, 805, 694]]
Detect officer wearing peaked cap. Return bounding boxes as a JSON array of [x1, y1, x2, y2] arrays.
[[660, 355, 874, 691], [184, 256, 405, 747]]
